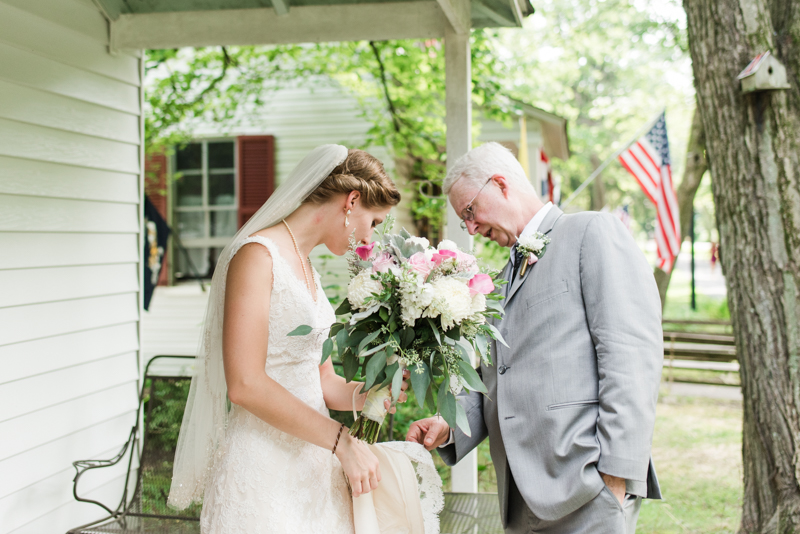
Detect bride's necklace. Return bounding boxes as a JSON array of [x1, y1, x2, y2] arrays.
[[282, 219, 315, 301]]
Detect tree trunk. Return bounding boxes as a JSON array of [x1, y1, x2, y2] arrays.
[[683, 1, 800, 531], [654, 105, 708, 308]]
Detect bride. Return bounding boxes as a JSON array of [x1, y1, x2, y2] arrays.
[[168, 145, 442, 533]]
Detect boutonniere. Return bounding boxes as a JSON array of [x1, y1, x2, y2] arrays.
[[516, 232, 551, 278]]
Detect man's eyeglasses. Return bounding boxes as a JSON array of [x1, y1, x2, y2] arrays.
[[459, 177, 493, 231]]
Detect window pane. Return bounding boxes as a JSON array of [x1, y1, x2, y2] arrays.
[[176, 143, 202, 170], [176, 211, 205, 239], [175, 247, 210, 279], [176, 174, 203, 206], [210, 210, 237, 237], [209, 173, 235, 206], [208, 142, 234, 169]]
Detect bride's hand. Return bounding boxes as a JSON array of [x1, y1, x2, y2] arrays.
[[334, 432, 381, 497]]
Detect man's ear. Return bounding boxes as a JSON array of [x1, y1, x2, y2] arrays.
[[492, 174, 511, 198]]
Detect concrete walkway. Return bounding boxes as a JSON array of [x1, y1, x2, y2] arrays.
[[660, 381, 742, 401]]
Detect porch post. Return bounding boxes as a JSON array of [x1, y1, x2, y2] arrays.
[[444, 17, 478, 493]]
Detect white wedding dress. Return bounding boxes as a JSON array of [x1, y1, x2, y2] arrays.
[[199, 235, 442, 534]]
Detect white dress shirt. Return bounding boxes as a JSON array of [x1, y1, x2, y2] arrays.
[[510, 202, 554, 269]]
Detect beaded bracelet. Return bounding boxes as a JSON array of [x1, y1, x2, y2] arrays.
[[332, 423, 346, 455]]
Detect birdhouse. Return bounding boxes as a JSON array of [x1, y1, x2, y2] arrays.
[[738, 51, 791, 94]]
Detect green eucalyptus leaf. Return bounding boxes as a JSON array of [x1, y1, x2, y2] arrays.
[[361, 341, 390, 358], [438, 385, 457, 429], [336, 327, 349, 353], [320, 338, 334, 365], [445, 327, 461, 341], [453, 341, 471, 363], [381, 362, 399, 389], [348, 330, 368, 348], [455, 402, 472, 437], [474, 333, 489, 359], [357, 330, 382, 355], [425, 382, 437, 412], [329, 322, 345, 338], [391, 365, 403, 402], [457, 360, 488, 394], [426, 318, 442, 345], [379, 307, 389, 321], [485, 324, 509, 348], [400, 327, 415, 348], [365, 350, 388, 390], [409, 362, 431, 409], [287, 325, 313, 336], [343, 352, 360, 382], [335, 299, 352, 315]]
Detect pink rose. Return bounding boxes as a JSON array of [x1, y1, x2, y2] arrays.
[[408, 252, 435, 279], [431, 249, 457, 266], [527, 254, 538, 265], [468, 273, 495, 295], [455, 250, 479, 275], [355, 242, 377, 261], [372, 251, 396, 273]]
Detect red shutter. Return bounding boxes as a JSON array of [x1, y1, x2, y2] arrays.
[[144, 150, 170, 286], [237, 136, 276, 228]]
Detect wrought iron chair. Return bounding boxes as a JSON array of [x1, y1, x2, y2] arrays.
[[67, 355, 200, 534], [67, 355, 502, 534]]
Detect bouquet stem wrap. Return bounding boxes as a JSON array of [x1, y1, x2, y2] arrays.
[[351, 362, 405, 444]]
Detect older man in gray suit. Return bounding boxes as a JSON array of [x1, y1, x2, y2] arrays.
[[407, 142, 663, 533]]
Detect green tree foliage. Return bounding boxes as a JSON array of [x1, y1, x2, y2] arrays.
[[144, 46, 310, 152], [496, 0, 694, 235]]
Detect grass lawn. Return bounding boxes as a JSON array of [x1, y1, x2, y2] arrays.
[[638, 391, 743, 533], [431, 390, 744, 533]]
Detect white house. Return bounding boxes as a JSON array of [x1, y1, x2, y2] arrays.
[[0, 0, 538, 531]]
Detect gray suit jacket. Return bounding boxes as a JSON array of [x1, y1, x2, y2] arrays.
[[440, 206, 663, 525]]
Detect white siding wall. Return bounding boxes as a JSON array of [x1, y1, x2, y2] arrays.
[[0, 1, 143, 532]]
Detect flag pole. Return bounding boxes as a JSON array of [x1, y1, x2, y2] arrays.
[[560, 109, 666, 209]]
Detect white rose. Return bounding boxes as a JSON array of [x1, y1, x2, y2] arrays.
[[405, 236, 430, 249], [470, 292, 486, 314], [519, 235, 545, 251], [424, 278, 473, 330], [437, 239, 459, 252], [347, 271, 383, 310]]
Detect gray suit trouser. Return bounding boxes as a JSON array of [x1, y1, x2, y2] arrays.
[[506, 474, 642, 534]]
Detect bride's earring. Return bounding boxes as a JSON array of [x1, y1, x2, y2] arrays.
[[345, 209, 351, 228]]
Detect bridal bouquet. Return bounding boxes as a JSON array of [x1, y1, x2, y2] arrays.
[[291, 220, 507, 443]]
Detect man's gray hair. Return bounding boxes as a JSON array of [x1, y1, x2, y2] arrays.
[[443, 142, 531, 195]]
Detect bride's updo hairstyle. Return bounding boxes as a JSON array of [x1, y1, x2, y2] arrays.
[[303, 149, 401, 208]]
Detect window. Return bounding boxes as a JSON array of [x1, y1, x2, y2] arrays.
[[173, 140, 237, 279]]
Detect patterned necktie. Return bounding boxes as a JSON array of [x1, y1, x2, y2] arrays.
[[510, 244, 524, 284]]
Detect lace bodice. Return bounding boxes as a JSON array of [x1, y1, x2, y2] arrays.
[[233, 236, 335, 411]]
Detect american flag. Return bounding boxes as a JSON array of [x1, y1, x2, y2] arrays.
[[614, 204, 632, 232], [618, 113, 680, 272]]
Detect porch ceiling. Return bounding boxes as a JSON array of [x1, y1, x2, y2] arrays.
[[96, 0, 533, 49]]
